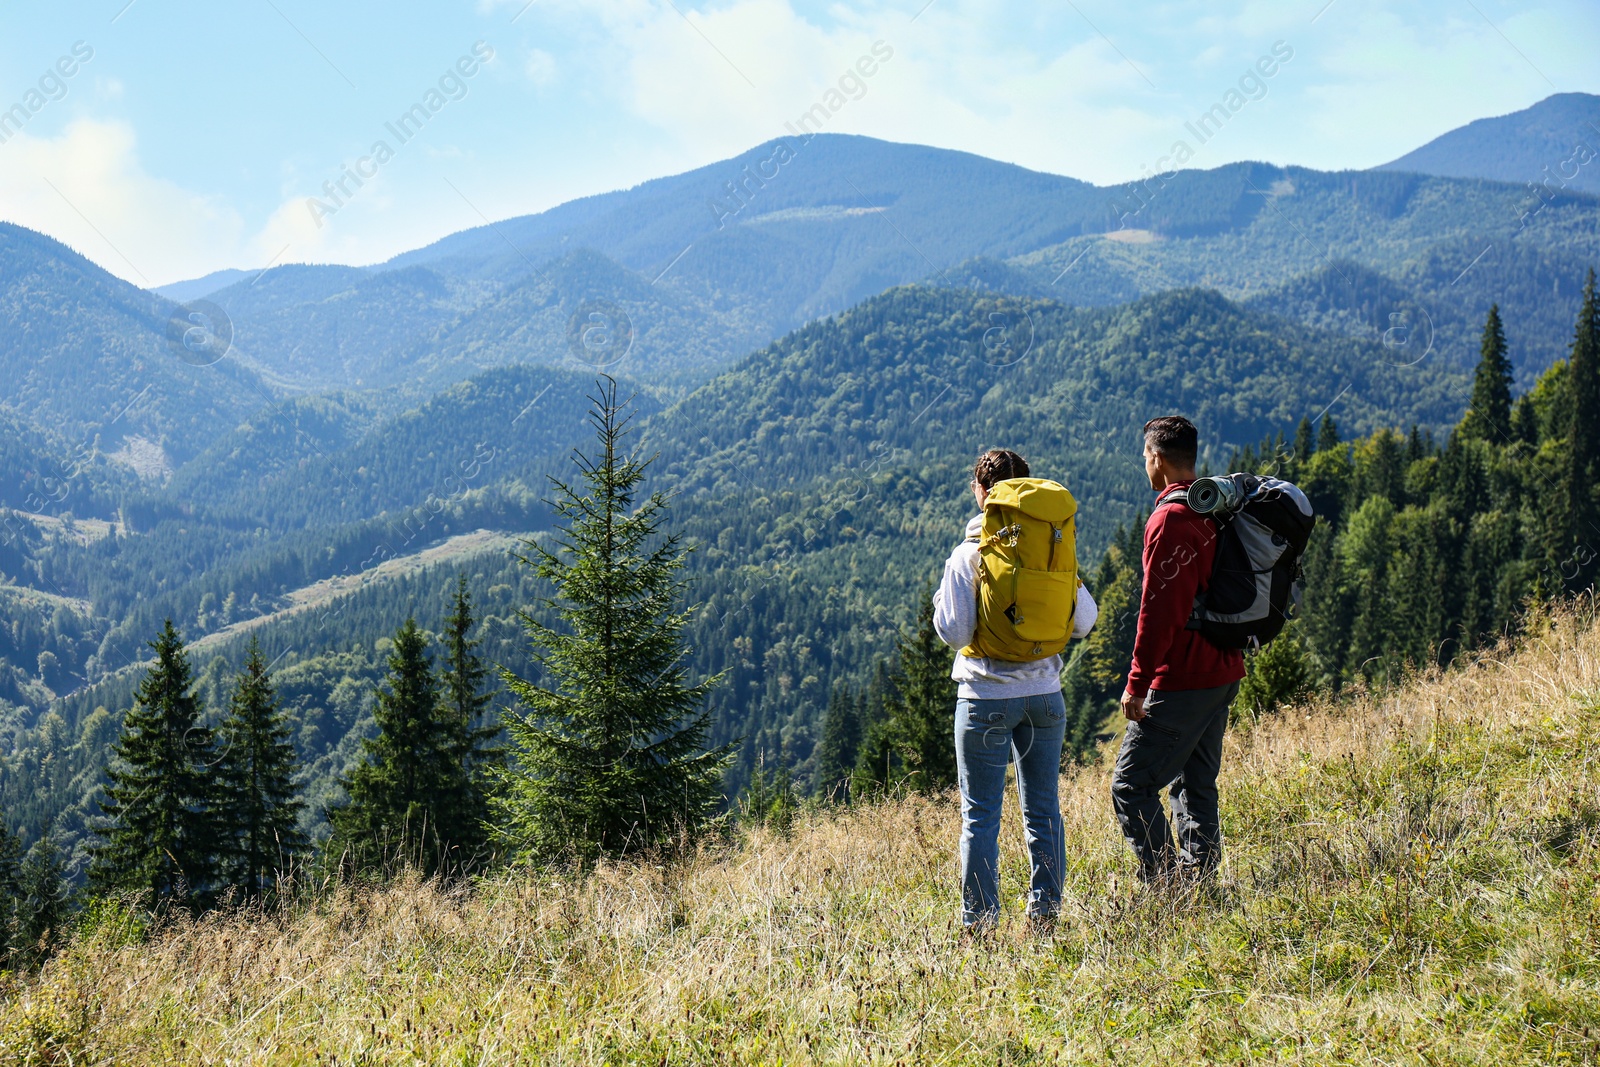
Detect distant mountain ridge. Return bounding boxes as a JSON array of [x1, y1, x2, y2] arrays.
[[1377, 92, 1600, 195], [153, 268, 259, 303], [223, 134, 1600, 397]]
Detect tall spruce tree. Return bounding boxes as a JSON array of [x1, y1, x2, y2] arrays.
[[850, 659, 897, 797], [1317, 414, 1341, 454], [436, 574, 499, 869], [812, 683, 862, 802], [1460, 304, 1515, 444], [492, 379, 730, 863], [215, 638, 306, 898], [329, 618, 459, 877], [885, 588, 957, 794], [1292, 416, 1316, 464], [1561, 269, 1600, 591], [90, 620, 219, 910]]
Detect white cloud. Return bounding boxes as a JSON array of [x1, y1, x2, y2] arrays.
[[0, 118, 248, 286]]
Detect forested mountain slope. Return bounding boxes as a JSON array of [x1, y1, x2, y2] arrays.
[[0, 224, 279, 474], [988, 162, 1599, 386]]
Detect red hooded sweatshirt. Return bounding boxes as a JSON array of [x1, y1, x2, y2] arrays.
[[1125, 481, 1245, 699]]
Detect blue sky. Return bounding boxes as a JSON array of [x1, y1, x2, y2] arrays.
[[0, 0, 1595, 286]]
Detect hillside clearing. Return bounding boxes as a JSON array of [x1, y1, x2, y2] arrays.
[[4, 610, 1599, 1065], [188, 528, 533, 653]]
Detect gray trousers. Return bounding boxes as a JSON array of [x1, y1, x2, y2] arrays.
[[1110, 682, 1239, 880]]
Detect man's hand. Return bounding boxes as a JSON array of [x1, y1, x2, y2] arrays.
[[1121, 689, 1147, 722]]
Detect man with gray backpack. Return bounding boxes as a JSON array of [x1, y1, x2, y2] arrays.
[[1113, 416, 1314, 884]]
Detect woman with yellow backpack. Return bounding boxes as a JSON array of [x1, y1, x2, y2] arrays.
[[933, 449, 1098, 931]]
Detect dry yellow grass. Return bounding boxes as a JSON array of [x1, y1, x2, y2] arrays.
[[4, 610, 1600, 1065]]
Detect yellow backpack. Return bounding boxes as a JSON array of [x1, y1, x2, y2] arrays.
[[961, 477, 1080, 662]]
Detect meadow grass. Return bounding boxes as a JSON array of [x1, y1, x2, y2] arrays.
[[4, 610, 1599, 1065]]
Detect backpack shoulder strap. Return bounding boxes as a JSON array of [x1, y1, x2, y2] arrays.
[[1155, 485, 1191, 511]]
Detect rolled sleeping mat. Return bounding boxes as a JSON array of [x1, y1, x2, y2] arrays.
[[1188, 475, 1246, 515]]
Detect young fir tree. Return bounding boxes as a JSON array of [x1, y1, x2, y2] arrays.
[[435, 574, 500, 869], [90, 620, 219, 910], [1059, 641, 1112, 763], [812, 683, 862, 802], [738, 755, 798, 833], [329, 618, 457, 878], [18, 828, 69, 965], [215, 638, 306, 898], [885, 588, 957, 794], [1460, 304, 1515, 444], [492, 379, 730, 863], [1235, 622, 1316, 719]]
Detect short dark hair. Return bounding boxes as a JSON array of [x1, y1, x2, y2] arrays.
[[1143, 416, 1198, 468], [972, 448, 1029, 490]]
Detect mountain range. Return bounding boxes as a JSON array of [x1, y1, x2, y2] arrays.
[[0, 94, 1597, 861]]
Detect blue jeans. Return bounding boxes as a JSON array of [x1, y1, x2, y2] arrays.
[[955, 691, 1066, 925]]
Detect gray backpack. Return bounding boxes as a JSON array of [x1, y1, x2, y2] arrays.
[[1159, 474, 1315, 651]]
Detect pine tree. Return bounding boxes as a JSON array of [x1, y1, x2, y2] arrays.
[[492, 379, 730, 863], [90, 620, 219, 910], [215, 638, 306, 899], [1079, 523, 1143, 698], [1340, 496, 1397, 684], [1406, 425, 1425, 464], [435, 574, 499, 870], [1298, 519, 1350, 689], [812, 683, 861, 802], [329, 618, 455, 877], [18, 828, 69, 965], [1561, 269, 1600, 591], [1292, 416, 1315, 464], [1460, 304, 1515, 444], [885, 588, 957, 794], [1317, 414, 1341, 455], [850, 660, 897, 797], [1058, 643, 1106, 763]]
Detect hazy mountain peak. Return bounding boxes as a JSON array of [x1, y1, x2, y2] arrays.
[[1377, 92, 1600, 194]]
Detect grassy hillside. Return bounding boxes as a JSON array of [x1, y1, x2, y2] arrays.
[[5, 609, 1597, 1064]]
